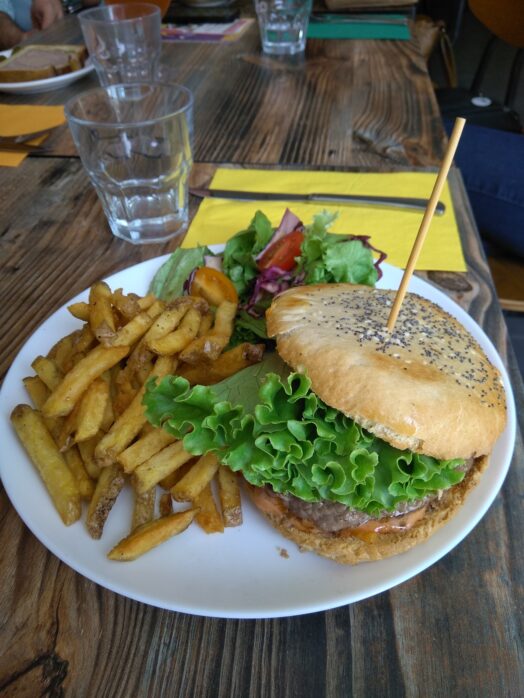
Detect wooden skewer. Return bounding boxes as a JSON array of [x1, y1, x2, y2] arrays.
[[386, 117, 466, 333]]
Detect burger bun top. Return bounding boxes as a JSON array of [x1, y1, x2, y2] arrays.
[[266, 284, 506, 460]]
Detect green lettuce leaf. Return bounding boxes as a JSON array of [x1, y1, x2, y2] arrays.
[[297, 211, 378, 287], [228, 311, 269, 348], [150, 247, 211, 301], [144, 357, 465, 515], [222, 211, 274, 299]]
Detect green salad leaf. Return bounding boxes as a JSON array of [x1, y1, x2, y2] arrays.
[[150, 246, 211, 301], [228, 311, 269, 347], [222, 211, 274, 299], [298, 212, 378, 287], [144, 356, 465, 515]]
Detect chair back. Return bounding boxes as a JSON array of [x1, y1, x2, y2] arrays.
[[469, 0, 524, 48]]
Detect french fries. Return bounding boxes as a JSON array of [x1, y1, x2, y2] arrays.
[[217, 466, 242, 527], [43, 344, 129, 418], [147, 307, 202, 356], [132, 441, 193, 494], [194, 484, 224, 534], [75, 378, 110, 442], [137, 293, 156, 311], [13, 277, 248, 561], [23, 375, 50, 408], [10, 405, 81, 525], [197, 312, 214, 337], [159, 492, 173, 517], [108, 509, 197, 561], [32, 356, 63, 391], [86, 465, 125, 539], [106, 312, 155, 348], [145, 299, 193, 342], [131, 486, 155, 530], [118, 428, 177, 473], [68, 301, 91, 321], [178, 343, 264, 385], [112, 288, 141, 321], [64, 446, 95, 500], [94, 356, 174, 466], [158, 459, 196, 490], [212, 300, 238, 338], [47, 330, 82, 372], [171, 453, 220, 502], [89, 282, 116, 342], [179, 300, 237, 365], [77, 435, 101, 480]]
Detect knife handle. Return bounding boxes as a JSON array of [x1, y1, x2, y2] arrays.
[[309, 194, 446, 216]]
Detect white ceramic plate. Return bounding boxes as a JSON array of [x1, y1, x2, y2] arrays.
[[0, 256, 516, 619], [0, 50, 94, 94]]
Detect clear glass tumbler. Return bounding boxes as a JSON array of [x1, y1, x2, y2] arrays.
[[254, 0, 312, 55], [65, 83, 193, 245], [79, 3, 161, 86]]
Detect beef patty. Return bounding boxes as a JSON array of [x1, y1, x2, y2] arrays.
[[271, 457, 475, 532]]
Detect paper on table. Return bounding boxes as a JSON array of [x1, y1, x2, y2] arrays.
[[0, 104, 65, 167], [307, 15, 411, 41], [183, 169, 467, 271]]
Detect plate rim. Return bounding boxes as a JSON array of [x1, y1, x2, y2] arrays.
[[0, 253, 516, 618]]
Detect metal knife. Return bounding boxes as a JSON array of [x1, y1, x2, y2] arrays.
[[190, 187, 446, 215], [0, 142, 47, 154]]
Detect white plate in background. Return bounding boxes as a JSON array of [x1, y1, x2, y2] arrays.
[[0, 49, 94, 94]]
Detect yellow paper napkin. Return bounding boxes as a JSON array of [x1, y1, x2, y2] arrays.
[[184, 169, 467, 271], [0, 104, 65, 167]]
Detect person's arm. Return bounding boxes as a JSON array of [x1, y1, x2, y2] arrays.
[[0, 12, 27, 50], [31, 0, 63, 31]]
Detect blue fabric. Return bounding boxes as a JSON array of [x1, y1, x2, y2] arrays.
[[0, 0, 32, 31], [444, 120, 524, 258]]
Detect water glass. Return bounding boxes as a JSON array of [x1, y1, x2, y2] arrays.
[[254, 0, 312, 55], [65, 83, 193, 245], [79, 3, 161, 86]]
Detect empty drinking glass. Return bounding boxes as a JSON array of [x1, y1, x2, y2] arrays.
[[79, 3, 162, 86], [65, 83, 193, 245]]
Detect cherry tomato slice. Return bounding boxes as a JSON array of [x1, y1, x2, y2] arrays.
[[189, 266, 239, 306], [257, 229, 304, 272]]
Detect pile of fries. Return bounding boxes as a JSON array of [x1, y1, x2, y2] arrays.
[[11, 278, 265, 561]]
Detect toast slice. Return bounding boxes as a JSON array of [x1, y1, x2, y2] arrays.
[[0, 45, 88, 83]]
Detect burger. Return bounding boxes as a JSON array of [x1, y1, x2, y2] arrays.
[[144, 283, 507, 564]]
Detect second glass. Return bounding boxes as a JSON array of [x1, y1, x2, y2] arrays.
[[65, 83, 193, 245], [79, 3, 162, 86], [254, 0, 312, 55]]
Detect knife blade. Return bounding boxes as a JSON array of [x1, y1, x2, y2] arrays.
[[189, 187, 446, 215], [0, 142, 47, 154]]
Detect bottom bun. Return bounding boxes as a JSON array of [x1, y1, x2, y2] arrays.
[[246, 456, 489, 564]]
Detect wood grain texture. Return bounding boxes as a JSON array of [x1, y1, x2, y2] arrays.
[[6, 15, 446, 167], [0, 15, 523, 698]]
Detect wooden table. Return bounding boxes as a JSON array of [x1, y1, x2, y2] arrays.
[[1, 15, 523, 698]]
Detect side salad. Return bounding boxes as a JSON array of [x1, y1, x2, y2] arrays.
[[150, 209, 386, 347]]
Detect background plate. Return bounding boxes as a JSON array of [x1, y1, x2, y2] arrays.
[[0, 256, 516, 619], [0, 50, 94, 94]]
